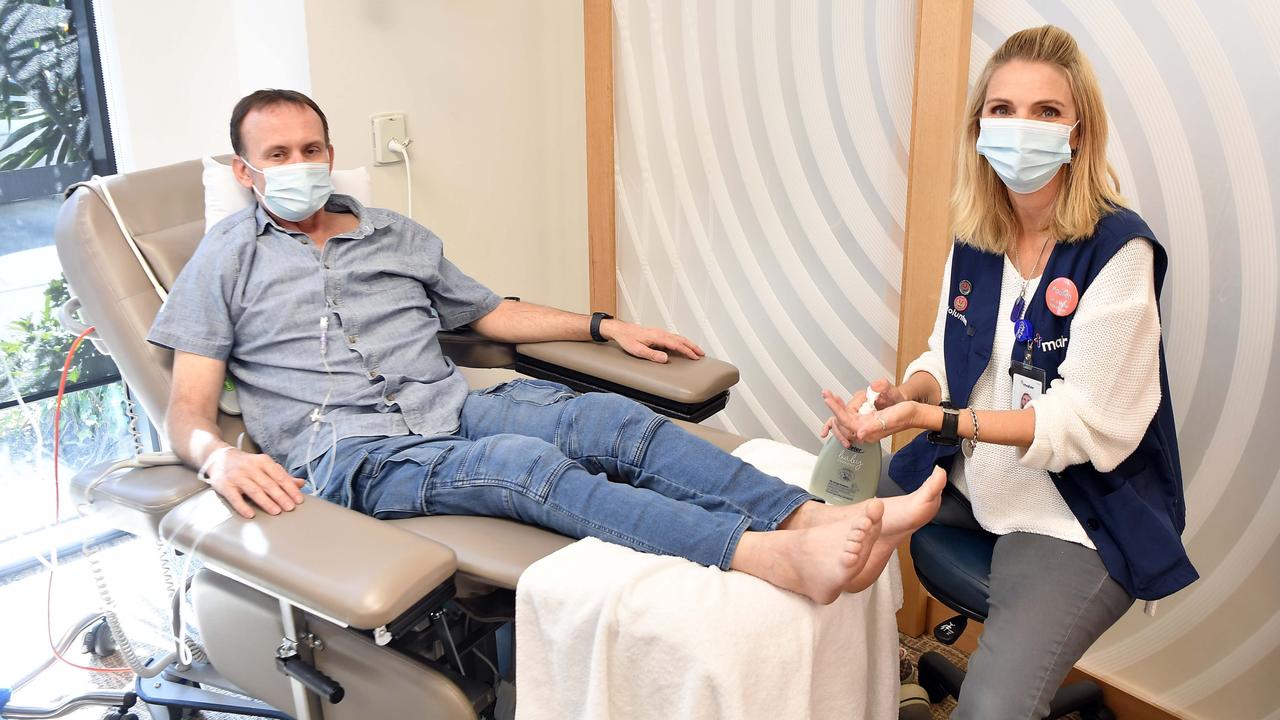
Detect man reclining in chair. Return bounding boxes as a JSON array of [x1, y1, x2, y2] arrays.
[[150, 89, 944, 605]]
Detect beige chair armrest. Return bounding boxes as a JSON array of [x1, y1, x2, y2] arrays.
[[438, 329, 517, 369], [72, 459, 208, 537], [515, 340, 739, 409], [159, 483, 457, 630]]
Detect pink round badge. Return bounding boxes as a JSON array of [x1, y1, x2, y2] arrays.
[[1045, 277, 1079, 317], [953, 295, 969, 312]]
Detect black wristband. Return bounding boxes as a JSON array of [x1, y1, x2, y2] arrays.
[[927, 402, 961, 447], [590, 312, 613, 343]]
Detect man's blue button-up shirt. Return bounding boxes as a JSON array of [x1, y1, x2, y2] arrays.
[[147, 194, 502, 471]]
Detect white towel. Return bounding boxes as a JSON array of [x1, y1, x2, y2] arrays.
[[515, 438, 902, 720]]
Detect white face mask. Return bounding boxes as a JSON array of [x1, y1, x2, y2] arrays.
[[240, 156, 334, 222], [975, 117, 1076, 194]]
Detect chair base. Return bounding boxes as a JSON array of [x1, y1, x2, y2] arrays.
[[134, 663, 291, 719], [917, 651, 1116, 720]]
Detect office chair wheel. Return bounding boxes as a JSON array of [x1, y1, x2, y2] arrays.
[[82, 617, 118, 658], [916, 652, 962, 704]]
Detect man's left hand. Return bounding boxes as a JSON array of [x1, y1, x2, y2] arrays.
[[602, 319, 705, 364]]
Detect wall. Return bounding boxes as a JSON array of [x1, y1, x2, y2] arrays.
[[616, 1, 1280, 717], [94, 0, 587, 310], [304, 0, 589, 312], [94, 0, 311, 172], [614, 0, 913, 445]]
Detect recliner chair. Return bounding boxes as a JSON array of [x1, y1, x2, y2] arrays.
[[25, 157, 748, 720], [910, 489, 1116, 720]]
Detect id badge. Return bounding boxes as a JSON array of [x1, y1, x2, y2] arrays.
[[1009, 362, 1046, 410]]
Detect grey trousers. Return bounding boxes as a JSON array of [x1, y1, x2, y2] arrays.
[[879, 471, 1133, 720]]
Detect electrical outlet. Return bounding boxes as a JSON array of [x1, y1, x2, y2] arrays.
[[371, 112, 406, 165]]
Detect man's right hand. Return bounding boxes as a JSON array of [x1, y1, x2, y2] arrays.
[[205, 448, 306, 519]]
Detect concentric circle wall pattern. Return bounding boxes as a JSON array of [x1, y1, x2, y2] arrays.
[[613, 1, 1279, 717]]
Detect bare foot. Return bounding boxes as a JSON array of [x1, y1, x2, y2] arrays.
[[879, 466, 945, 541], [788, 467, 945, 541], [732, 499, 884, 604], [843, 536, 901, 593]]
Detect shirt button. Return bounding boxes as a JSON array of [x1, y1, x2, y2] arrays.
[[347, 334, 357, 344], [1086, 518, 1100, 531], [367, 369, 379, 379], [323, 262, 331, 270], [386, 393, 397, 403]]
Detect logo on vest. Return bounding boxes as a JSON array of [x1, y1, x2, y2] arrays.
[[947, 307, 968, 325], [1039, 336, 1069, 352]]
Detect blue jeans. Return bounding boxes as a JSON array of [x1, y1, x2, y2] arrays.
[[306, 379, 815, 570]]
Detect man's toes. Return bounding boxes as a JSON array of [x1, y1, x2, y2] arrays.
[[842, 541, 863, 566]]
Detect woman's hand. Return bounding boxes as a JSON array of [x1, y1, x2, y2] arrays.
[[865, 377, 908, 409], [818, 378, 908, 444], [820, 387, 922, 446]]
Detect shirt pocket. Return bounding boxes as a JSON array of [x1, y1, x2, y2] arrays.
[[309, 448, 369, 509], [1089, 464, 1186, 592], [481, 378, 576, 406], [357, 442, 457, 519]]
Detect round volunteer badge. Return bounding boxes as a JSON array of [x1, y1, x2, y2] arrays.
[[1045, 277, 1079, 317], [953, 295, 969, 312], [959, 279, 972, 296]]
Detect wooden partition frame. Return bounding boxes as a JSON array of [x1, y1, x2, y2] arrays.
[[584, 0, 617, 316], [894, 0, 975, 637], [580, 0, 973, 636], [581, 0, 973, 368]]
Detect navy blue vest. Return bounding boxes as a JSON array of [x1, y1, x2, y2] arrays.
[[889, 208, 1198, 600]]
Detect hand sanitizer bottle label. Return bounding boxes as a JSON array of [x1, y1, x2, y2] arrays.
[[824, 446, 866, 501]]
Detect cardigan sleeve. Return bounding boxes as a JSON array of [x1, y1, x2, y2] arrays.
[[1019, 239, 1163, 473]]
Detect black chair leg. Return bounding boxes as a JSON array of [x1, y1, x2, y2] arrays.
[[915, 650, 1115, 720], [917, 651, 965, 704]]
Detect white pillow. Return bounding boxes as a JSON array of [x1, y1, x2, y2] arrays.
[[201, 156, 375, 232]]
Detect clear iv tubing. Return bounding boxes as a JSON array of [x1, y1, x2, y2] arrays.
[[304, 315, 338, 497]]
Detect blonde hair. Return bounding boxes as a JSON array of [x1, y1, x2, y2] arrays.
[[951, 25, 1125, 253]]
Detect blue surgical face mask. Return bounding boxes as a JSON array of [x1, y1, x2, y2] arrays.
[[240, 157, 334, 222], [975, 117, 1076, 194]]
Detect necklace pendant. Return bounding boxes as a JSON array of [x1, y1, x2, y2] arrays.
[[1010, 296, 1025, 322]]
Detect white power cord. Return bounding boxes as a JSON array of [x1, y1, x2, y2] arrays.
[[388, 137, 413, 219]]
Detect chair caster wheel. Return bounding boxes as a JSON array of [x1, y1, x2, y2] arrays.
[[916, 652, 959, 705], [101, 689, 138, 720], [82, 618, 117, 659]]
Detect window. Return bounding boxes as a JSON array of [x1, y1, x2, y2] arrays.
[[0, 0, 135, 569]]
